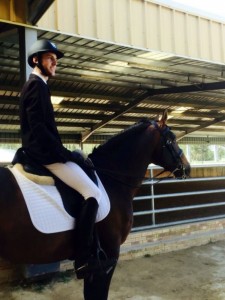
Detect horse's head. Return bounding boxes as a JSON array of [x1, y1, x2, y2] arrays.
[[151, 110, 191, 178]]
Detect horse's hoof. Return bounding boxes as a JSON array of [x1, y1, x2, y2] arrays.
[[74, 258, 117, 280]]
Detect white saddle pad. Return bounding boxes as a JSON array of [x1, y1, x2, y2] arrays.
[[9, 166, 110, 234]]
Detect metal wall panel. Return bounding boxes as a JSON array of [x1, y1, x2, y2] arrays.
[[199, 18, 211, 60], [57, 0, 77, 33], [186, 14, 200, 58], [0, 0, 26, 23], [95, 0, 113, 41], [112, 0, 130, 44], [37, 0, 225, 64], [38, 1, 57, 29]]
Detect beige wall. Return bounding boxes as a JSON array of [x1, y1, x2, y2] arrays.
[[1, 0, 225, 64], [37, 0, 225, 64], [0, 0, 26, 23]]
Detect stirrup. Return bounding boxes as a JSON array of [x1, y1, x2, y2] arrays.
[[74, 227, 117, 279], [74, 256, 117, 280]]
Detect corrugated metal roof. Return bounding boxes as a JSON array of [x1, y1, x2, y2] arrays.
[[1, 22, 225, 144]]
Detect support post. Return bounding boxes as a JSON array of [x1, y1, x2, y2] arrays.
[[18, 27, 37, 85]]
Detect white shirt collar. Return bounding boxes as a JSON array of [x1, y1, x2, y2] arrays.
[[32, 71, 47, 84]]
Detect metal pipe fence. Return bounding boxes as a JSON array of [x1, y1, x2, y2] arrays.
[[132, 166, 225, 232]]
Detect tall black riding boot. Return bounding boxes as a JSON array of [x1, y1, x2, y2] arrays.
[[74, 197, 116, 279]]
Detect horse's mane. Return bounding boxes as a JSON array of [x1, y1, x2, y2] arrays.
[[91, 118, 151, 156]]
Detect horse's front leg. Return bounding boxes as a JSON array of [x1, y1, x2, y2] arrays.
[[83, 262, 117, 300], [83, 238, 119, 300]]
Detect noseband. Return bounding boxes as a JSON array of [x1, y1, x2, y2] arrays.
[[152, 121, 187, 179]]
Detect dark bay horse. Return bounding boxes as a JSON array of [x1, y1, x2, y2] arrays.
[[0, 111, 190, 299]]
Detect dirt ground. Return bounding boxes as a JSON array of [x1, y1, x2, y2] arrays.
[[1, 240, 225, 300]]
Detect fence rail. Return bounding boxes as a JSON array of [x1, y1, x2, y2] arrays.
[[132, 166, 225, 232]]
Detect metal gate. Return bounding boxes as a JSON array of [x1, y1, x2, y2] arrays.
[[132, 166, 225, 232]]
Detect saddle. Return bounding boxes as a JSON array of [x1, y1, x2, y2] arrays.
[[12, 148, 98, 218]]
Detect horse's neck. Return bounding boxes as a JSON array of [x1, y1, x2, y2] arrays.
[[90, 123, 162, 190], [92, 135, 155, 188]]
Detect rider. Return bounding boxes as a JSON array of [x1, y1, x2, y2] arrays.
[[13, 39, 112, 279]]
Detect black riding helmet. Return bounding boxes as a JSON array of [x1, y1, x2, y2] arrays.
[[28, 39, 64, 68]]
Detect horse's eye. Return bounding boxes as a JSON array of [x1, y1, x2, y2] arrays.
[[166, 139, 172, 145]]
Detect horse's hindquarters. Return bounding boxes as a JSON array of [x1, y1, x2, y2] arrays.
[[0, 167, 75, 263]]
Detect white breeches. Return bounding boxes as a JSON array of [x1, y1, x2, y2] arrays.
[[44, 161, 102, 204]]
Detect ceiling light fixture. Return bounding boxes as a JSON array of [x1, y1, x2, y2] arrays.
[[137, 52, 174, 60], [109, 61, 129, 67]]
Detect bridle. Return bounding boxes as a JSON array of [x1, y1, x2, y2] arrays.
[[152, 121, 188, 180]]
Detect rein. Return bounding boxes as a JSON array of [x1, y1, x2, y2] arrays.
[[91, 164, 185, 189], [152, 165, 187, 185]]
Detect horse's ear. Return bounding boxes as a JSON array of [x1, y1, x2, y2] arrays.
[[158, 109, 168, 127], [162, 109, 168, 122]]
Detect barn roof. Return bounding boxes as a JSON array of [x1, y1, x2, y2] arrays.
[[1, 22, 225, 145]]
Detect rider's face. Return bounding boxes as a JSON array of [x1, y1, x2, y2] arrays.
[[41, 52, 57, 77]]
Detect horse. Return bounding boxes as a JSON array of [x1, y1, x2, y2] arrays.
[[0, 110, 190, 299]]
